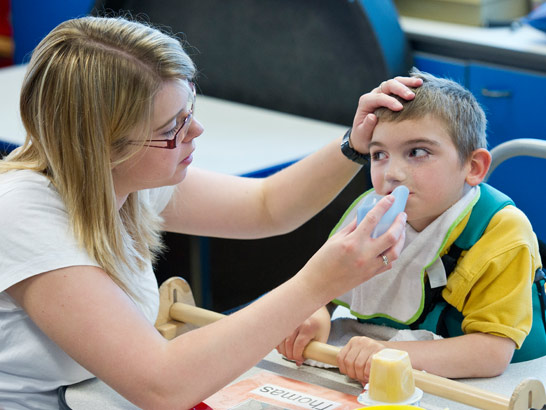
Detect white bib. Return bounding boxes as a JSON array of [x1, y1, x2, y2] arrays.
[[334, 185, 480, 323]]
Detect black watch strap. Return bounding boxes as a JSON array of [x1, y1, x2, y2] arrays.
[[340, 128, 370, 165]]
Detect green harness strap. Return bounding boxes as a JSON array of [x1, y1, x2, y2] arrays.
[[454, 183, 514, 249]]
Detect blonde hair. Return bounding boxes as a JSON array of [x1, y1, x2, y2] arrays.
[[0, 16, 195, 297], [375, 68, 487, 164]]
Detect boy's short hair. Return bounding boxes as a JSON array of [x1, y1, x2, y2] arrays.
[[375, 68, 487, 164]]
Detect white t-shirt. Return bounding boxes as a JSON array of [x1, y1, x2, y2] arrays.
[[0, 170, 174, 409]]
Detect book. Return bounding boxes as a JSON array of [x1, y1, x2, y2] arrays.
[[205, 370, 361, 410]]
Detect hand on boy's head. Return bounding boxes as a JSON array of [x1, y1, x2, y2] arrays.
[[337, 336, 386, 384], [350, 76, 423, 155], [375, 76, 423, 98]]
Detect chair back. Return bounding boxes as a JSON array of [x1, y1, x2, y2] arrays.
[[485, 138, 546, 242]]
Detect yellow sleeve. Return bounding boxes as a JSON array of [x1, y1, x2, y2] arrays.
[[443, 206, 541, 348]]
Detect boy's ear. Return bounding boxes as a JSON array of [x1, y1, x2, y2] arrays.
[[465, 148, 492, 186]]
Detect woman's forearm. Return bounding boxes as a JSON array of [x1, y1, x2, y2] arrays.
[[261, 135, 362, 234]]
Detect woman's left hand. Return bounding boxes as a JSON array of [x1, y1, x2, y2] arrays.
[[350, 76, 423, 155]]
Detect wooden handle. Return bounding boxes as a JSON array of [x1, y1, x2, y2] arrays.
[[413, 371, 508, 410], [302, 340, 509, 410], [302, 340, 339, 367], [169, 302, 511, 410], [170, 302, 224, 327]]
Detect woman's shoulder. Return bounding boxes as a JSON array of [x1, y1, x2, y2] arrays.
[[0, 169, 99, 292], [0, 169, 65, 220], [0, 169, 55, 196]]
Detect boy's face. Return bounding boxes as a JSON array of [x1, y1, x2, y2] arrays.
[[370, 115, 471, 232]]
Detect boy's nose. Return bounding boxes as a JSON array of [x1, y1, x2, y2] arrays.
[[384, 159, 406, 183]]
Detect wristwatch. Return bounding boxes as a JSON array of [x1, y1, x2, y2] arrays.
[[340, 128, 370, 165]]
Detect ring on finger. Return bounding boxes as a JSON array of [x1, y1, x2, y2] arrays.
[[381, 254, 389, 266]]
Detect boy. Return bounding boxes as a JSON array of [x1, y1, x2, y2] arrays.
[[277, 69, 543, 382]]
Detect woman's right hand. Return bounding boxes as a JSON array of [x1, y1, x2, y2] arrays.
[[297, 194, 407, 304]]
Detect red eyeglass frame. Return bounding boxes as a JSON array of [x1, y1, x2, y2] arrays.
[[144, 81, 196, 149]]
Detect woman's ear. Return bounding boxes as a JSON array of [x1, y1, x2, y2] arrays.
[[465, 148, 492, 186]]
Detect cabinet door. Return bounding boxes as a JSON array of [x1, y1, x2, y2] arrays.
[[469, 63, 546, 241], [469, 63, 546, 147]]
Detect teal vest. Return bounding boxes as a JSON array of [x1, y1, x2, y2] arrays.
[[353, 183, 546, 363]]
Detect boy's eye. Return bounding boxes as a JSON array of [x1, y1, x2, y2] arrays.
[[409, 148, 429, 158], [371, 151, 386, 161]]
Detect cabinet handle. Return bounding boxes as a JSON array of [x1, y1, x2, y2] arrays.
[[481, 88, 512, 98]]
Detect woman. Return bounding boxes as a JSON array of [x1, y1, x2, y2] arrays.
[[0, 16, 417, 409]]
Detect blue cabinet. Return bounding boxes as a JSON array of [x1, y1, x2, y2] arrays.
[[414, 53, 546, 241], [469, 63, 546, 147]]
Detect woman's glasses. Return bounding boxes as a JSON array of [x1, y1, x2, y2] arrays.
[[144, 82, 196, 149]]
